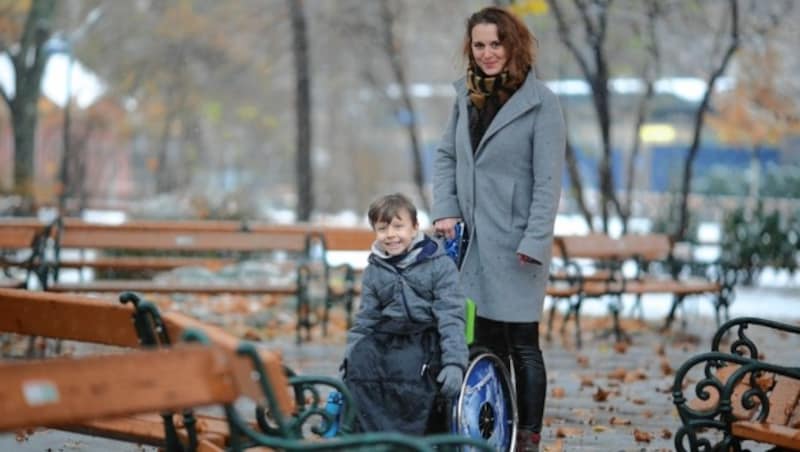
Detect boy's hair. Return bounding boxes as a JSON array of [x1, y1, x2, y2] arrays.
[[367, 193, 418, 228]]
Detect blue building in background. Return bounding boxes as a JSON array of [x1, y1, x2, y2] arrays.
[[560, 145, 781, 193]]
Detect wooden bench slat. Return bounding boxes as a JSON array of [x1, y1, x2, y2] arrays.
[[0, 345, 238, 432], [60, 412, 232, 448], [623, 279, 721, 295], [558, 233, 628, 260], [0, 288, 140, 346], [732, 421, 800, 450], [47, 280, 298, 295], [57, 257, 235, 272], [59, 230, 308, 253], [765, 375, 800, 426]]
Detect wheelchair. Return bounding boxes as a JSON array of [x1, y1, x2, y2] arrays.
[[446, 345, 518, 451]]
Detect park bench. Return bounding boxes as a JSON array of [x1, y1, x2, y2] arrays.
[[0, 288, 492, 451], [672, 316, 800, 451], [41, 218, 373, 342], [546, 233, 734, 346], [0, 218, 49, 289]]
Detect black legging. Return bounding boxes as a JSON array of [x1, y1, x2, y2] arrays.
[[473, 316, 546, 433]]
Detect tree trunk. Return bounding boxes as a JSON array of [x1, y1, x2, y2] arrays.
[[4, 0, 57, 213], [547, 0, 622, 234], [675, 0, 739, 241], [622, 79, 655, 233], [288, 0, 314, 222], [566, 140, 594, 232], [379, 0, 430, 212]]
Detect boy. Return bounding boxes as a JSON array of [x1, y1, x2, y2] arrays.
[[342, 193, 468, 435]]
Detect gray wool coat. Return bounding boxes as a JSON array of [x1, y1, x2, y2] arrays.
[[345, 234, 469, 371], [432, 71, 565, 323]]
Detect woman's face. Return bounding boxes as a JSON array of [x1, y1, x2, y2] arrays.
[[470, 23, 507, 76]]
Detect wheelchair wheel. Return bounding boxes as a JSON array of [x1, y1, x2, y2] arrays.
[[450, 352, 518, 451]]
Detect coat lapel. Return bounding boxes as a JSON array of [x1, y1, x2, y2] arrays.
[[474, 72, 542, 157]]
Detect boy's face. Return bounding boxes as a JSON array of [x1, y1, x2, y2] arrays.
[[374, 209, 419, 256]]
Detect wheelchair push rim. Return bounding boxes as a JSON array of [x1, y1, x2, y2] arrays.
[[450, 352, 518, 451]]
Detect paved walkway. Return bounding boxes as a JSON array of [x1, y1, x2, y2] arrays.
[[3, 286, 798, 451]]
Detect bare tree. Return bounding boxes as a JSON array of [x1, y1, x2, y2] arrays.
[[288, 0, 314, 221], [621, 0, 662, 233], [547, 0, 623, 233], [376, 0, 429, 211], [0, 0, 57, 212], [674, 0, 739, 241]]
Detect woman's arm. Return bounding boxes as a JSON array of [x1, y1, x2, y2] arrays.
[[518, 86, 566, 263]]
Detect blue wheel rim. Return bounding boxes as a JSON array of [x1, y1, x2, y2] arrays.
[[450, 353, 517, 451]]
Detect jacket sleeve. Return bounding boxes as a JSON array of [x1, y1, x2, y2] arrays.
[[344, 268, 382, 361], [432, 99, 462, 223], [431, 257, 469, 371], [518, 86, 566, 263]]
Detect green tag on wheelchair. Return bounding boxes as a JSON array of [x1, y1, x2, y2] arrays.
[[465, 298, 475, 345]]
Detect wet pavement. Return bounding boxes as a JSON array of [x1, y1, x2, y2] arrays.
[[2, 285, 799, 451]]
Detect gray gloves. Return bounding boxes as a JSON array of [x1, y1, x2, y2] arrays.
[[436, 365, 463, 397]]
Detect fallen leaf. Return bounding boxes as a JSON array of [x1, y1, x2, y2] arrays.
[[592, 425, 609, 432], [576, 355, 590, 368], [631, 398, 647, 405], [661, 428, 673, 439], [609, 416, 631, 425], [613, 342, 628, 354], [551, 387, 566, 399], [555, 426, 583, 438], [593, 387, 610, 402], [543, 438, 564, 452], [623, 369, 648, 383], [633, 428, 653, 443], [608, 368, 627, 380], [579, 375, 594, 387], [660, 358, 673, 376], [655, 343, 666, 356]]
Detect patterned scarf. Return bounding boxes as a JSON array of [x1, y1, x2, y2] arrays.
[[466, 67, 522, 151]]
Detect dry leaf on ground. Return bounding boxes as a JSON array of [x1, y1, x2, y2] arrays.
[[633, 428, 653, 443], [608, 367, 627, 380], [593, 387, 610, 402], [551, 387, 566, 398], [555, 426, 583, 438], [543, 438, 564, 452], [609, 416, 631, 425]]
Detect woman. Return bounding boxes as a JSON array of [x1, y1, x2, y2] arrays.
[[432, 6, 565, 451]]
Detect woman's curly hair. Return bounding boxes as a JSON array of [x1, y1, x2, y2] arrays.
[[462, 6, 538, 85]]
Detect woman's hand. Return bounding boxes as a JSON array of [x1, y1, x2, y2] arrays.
[[434, 217, 461, 240]]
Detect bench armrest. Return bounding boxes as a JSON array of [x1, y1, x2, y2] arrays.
[[711, 316, 800, 359], [672, 351, 800, 452]]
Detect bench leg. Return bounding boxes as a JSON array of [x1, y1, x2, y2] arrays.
[[662, 294, 686, 332], [573, 299, 583, 348], [322, 296, 331, 337], [546, 297, 559, 341], [628, 294, 644, 320]]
